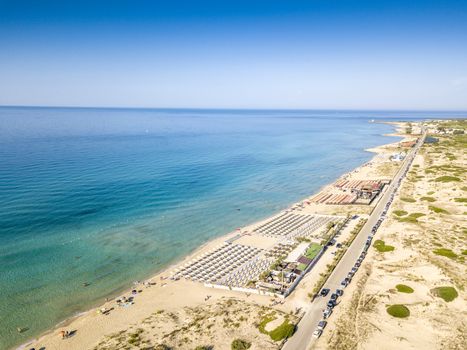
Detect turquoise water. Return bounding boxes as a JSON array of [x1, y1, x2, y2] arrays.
[[0, 108, 464, 349]]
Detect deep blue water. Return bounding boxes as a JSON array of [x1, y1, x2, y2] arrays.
[[0, 108, 465, 349]]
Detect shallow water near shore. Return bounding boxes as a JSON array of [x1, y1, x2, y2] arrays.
[[0, 108, 463, 349]]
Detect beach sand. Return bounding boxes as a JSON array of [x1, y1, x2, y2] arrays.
[[23, 122, 417, 350], [315, 119, 466, 350]]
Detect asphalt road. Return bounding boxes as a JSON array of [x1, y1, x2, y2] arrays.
[[282, 131, 426, 350]]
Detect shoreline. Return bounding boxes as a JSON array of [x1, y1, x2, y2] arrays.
[[19, 121, 409, 350]]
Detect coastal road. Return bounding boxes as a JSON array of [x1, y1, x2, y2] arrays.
[[282, 130, 426, 350]]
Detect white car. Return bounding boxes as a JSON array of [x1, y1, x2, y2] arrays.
[[312, 329, 323, 338]]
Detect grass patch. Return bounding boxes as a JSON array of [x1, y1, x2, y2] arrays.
[[409, 213, 425, 219], [434, 176, 461, 183], [462, 250, 467, 255], [433, 248, 457, 259], [427, 191, 435, 195], [393, 210, 408, 216], [268, 320, 296, 341], [396, 284, 414, 293], [431, 287, 458, 302], [401, 197, 416, 203], [304, 243, 322, 260], [231, 339, 251, 350], [258, 314, 295, 342], [258, 313, 276, 334], [398, 216, 418, 224], [454, 198, 467, 203], [374, 240, 395, 253], [429, 205, 450, 214], [421, 196, 436, 202], [386, 304, 410, 318]]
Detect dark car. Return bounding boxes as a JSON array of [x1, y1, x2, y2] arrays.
[[336, 243, 342, 248], [330, 293, 338, 301], [317, 320, 327, 330], [336, 289, 344, 296], [320, 288, 330, 297], [327, 299, 336, 308], [340, 279, 348, 287]]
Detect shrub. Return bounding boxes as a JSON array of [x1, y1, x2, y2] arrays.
[[429, 206, 450, 214], [231, 339, 251, 350], [396, 284, 414, 293], [409, 213, 425, 219], [434, 176, 461, 182], [194, 346, 211, 350], [433, 248, 457, 258], [268, 320, 296, 341], [454, 198, 467, 203], [386, 304, 410, 318], [393, 210, 408, 216], [373, 240, 395, 252], [421, 196, 436, 202], [401, 197, 416, 203], [431, 287, 458, 302]]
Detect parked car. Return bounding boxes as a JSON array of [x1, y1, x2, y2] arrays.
[[323, 307, 333, 319], [327, 299, 336, 308], [336, 289, 344, 296], [317, 320, 327, 330], [312, 329, 323, 339], [320, 288, 330, 297], [336, 243, 342, 248], [340, 279, 348, 288], [330, 293, 338, 301], [351, 267, 358, 273]]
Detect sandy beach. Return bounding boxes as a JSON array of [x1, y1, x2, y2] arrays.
[[315, 119, 466, 350], [22, 122, 423, 350]]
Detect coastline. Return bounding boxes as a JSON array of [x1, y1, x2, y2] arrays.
[[20, 122, 410, 350]]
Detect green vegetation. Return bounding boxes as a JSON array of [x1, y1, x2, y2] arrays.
[[397, 212, 426, 223], [401, 197, 416, 203], [373, 240, 395, 253], [421, 196, 436, 202], [409, 213, 425, 219], [393, 210, 408, 216], [434, 176, 461, 183], [231, 339, 251, 350], [386, 304, 410, 318], [258, 314, 295, 342], [427, 191, 435, 195], [396, 284, 414, 293], [258, 313, 276, 334], [454, 198, 467, 203], [429, 205, 450, 214], [462, 250, 467, 255], [268, 320, 296, 341], [194, 347, 211, 350], [433, 248, 457, 259], [431, 286, 458, 302], [304, 243, 322, 260], [310, 219, 366, 299]]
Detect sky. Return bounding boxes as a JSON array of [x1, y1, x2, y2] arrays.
[[0, 0, 467, 110]]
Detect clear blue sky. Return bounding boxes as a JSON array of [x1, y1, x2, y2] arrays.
[[1, 0, 466, 109]]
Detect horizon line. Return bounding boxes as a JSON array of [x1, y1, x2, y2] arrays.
[[1, 104, 467, 113]]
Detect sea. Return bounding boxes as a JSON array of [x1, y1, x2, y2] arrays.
[[0, 107, 464, 349]]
